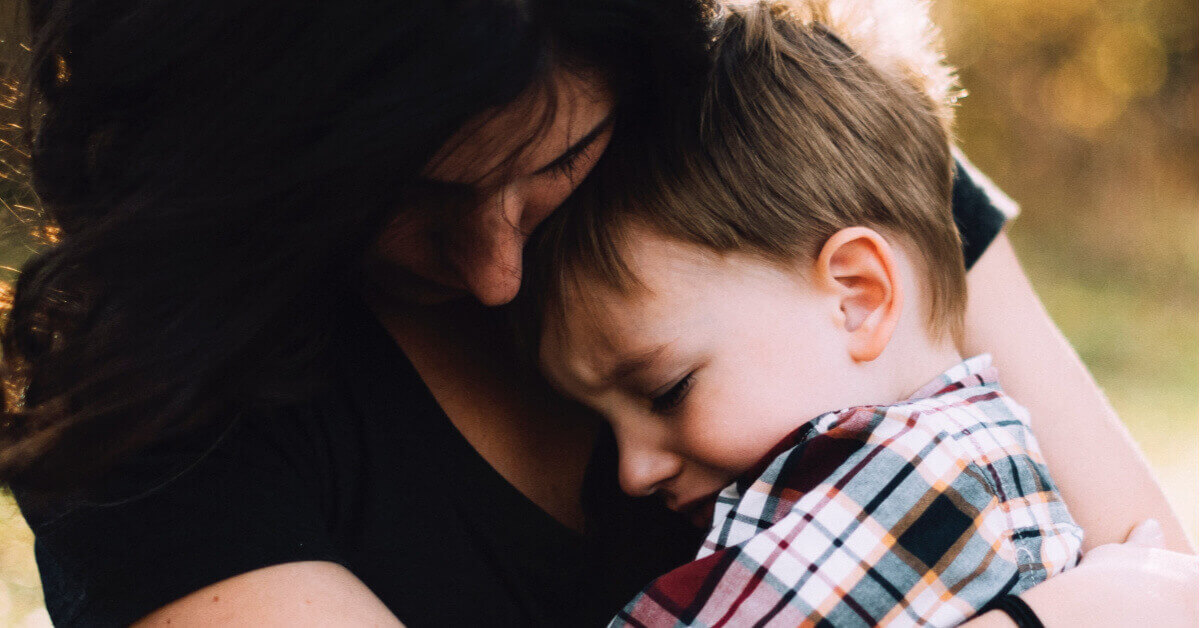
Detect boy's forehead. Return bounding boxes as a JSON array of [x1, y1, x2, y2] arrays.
[[539, 278, 668, 388], [547, 228, 768, 344], [555, 235, 709, 330], [545, 282, 643, 361], [538, 298, 624, 393], [539, 238, 717, 378]]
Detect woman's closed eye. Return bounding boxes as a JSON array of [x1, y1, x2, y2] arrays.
[[541, 142, 590, 180], [651, 373, 695, 414], [533, 112, 611, 181]]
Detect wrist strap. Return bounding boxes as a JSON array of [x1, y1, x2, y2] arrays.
[[982, 594, 1045, 628]]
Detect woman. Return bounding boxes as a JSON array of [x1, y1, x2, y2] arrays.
[[1, 0, 1193, 626]]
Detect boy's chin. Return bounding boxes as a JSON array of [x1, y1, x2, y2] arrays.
[[679, 495, 719, 529]]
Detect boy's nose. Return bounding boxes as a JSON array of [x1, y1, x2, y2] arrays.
[[617, 440, 683, 498]]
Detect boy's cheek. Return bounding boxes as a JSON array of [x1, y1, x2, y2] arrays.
[[680, 423, 774, 476], [718, 396, 807, 457]]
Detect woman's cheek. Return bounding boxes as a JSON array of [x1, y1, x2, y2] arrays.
[[522, 177, 579, 232]]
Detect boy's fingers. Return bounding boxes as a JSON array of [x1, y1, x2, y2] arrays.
[[1124, 518, 1166, 548]]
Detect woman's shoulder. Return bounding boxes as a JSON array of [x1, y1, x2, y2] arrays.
[[951, 148, 1019, 269], [11, 403, 350, 627], [10, 298, 435, 626]]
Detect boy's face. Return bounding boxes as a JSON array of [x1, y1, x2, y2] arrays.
[[540, 225, 878, 527]]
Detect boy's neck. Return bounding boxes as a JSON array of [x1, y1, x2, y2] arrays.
[[869, 329, 965, 404]]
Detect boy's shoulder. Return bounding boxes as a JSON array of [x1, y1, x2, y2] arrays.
[[713, 355, 1040, 548], [854, 354, 1037, 465], [801, 354, 1040, 487], [653, 365, 1081, 628], [743, 354, 1029, 484], [703, 354, 1075, 565]]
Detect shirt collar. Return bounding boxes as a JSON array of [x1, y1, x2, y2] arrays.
[[905, 354, 998, 401]]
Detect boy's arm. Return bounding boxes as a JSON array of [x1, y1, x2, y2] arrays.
[[962, 234, 1193, 552]]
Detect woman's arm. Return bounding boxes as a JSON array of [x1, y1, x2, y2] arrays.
[[962, 233, 1193, 552], [134, 562, 405, 627], [963, 520, 1198, 627]]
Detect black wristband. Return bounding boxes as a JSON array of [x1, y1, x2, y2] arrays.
[[981, 594, 1044, 628]]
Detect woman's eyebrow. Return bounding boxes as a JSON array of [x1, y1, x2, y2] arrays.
[[410, 177, 475, 193], [531, 112, 615, 175]]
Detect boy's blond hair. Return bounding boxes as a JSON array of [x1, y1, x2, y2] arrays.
[[522, 0, 966, 351]]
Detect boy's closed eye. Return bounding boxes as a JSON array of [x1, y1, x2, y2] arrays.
[[650, 373, 696, 414]]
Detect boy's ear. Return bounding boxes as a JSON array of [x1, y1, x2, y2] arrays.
[[813, 227, 903, 362]]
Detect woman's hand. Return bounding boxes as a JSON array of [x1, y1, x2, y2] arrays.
[[970, 520, 1197, 627]]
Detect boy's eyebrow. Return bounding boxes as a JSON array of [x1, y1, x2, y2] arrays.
[[531, 112, 615, 176], [603, 343, 671, 385]]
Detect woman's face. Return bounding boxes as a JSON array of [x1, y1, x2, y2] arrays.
[[370, 68, 615, 306]]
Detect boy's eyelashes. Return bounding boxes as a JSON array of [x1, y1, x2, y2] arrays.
[[650, 372, 696, 414]]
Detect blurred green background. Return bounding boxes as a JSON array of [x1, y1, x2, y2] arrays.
[[0, 0, 1194, 623]]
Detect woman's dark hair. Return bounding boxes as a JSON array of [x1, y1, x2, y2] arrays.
[[0, 0, 711, 492]]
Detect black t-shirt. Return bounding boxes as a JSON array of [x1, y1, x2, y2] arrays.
[[12, 159, 1011, 627]]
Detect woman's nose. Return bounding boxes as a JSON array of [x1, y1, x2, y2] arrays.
[[617, 435, 683, 498], [452, 184, 528, 306]]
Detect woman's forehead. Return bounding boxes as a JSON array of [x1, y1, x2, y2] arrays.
[[423, 67, 613, 188]]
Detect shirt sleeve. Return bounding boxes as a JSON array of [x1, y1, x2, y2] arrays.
[[952, 147, 1019, 269], [12, 411, 345, 628]]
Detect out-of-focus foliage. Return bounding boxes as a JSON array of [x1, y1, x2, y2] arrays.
[[0, 1, 41, 284], [0, 0, 1192, 623], [0, 4, 53, 623], [936, 0, 1197, 283]]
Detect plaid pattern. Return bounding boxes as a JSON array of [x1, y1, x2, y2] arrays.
[[612, 355, 1082, 628]]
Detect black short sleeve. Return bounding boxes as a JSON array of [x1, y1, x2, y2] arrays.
[[951, 150, 1019, 269], [12, 411, 345, 628]]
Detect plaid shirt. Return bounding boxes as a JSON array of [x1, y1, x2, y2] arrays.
[[612, 355, 1083, 628]]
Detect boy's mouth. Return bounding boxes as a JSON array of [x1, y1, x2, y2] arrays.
[[675, 493, 719, 529]]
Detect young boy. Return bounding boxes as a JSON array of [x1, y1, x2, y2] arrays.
[[519, 0, 1083, 625]]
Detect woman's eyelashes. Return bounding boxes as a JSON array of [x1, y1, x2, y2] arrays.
[[547, 146, 588, 179], [537, 113, 611, 181], [542, 132, 603, 180], [650, 373, 695, 414]]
